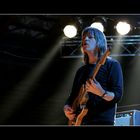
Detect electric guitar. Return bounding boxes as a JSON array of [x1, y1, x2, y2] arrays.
[[68, 47, 111, 126]]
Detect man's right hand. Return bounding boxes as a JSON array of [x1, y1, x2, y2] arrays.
[[63, 105, 76, 120]]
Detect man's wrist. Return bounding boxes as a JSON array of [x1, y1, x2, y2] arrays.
[[101, 91, 107, 98]]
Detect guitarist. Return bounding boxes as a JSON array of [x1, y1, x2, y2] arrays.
[[63, 27, 123, 125]]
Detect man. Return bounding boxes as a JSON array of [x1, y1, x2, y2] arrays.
[[64, 27, 123, 125]]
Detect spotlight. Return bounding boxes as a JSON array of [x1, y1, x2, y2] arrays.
[[116, 21, 131, 35], [90, 16, 107, 32], [91, 22, 104, 32], [63, 25, 77, 38]]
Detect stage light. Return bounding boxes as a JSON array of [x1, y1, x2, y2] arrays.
[[90, 22, 104, 32], [90, 16, 107, 32], [63, 25, 77, 38], [116, 21, 131, 35]]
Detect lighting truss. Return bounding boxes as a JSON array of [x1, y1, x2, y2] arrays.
[[61, 35, 140, 58]]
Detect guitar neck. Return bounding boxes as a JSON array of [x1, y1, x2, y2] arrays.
[[90, 48, 110, 80], [91, 63, 102, 80]]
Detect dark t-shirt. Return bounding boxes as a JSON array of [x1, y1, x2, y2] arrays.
[[65, 57, 123, 125]]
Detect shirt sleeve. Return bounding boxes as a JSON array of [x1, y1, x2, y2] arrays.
[[108, 60, 123, 104], [92, 60, 123, 109]]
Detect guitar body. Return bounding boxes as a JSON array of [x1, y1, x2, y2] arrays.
[[68, 109, 88, 126], [75, 108, 88, 126], [68, 85, 88, 125]]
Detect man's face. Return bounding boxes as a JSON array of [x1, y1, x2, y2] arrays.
[[82, 33, 96, 53]]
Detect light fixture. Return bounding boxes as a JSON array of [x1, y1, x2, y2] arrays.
[[63, 25, 77, 38], [90, 22, 104, 32], [116, 21, 131, 35], [90, 16, 107, 32]]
